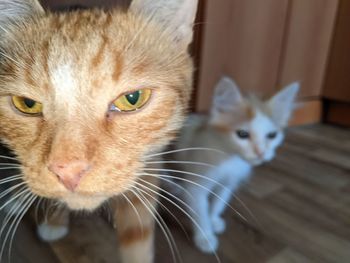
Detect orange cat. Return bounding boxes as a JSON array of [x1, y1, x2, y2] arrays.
[[0, 0, 198, 262]]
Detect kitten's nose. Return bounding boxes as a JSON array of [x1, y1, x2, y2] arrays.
[[253, 145, 264, 158], [49, 160, 91, 191]]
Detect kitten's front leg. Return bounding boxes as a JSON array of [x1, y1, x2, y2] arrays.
[[210, 185, 234, 234], [210, 164, 251, 234], [112, 179, 158, 263], [184, 186, 218, 254]]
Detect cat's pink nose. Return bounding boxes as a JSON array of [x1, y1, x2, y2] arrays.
[[49, 160, 91, 191]]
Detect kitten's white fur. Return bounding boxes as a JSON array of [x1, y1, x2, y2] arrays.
[[168, 77, 299, 253]]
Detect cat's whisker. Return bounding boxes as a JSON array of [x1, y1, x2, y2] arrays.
[[145, 160, 216, 169], [130, 186, 181, 263], [0, 182, 26, 200], [0, 191, 30, 244], [144, 167, 228, 189], [121, 192, 144, 234], [144, 167, 241, 202], [0, 164, 20, 168], [0, 162, 20, 166], [144, 168, 260, 224], [0, 167, 21, 171], [134, 183, 191, 243], [134, 181, 221, 263], [43, 199, 62, 224], [45, 200, 56, 219], [2, 193, 36, 262], [134, 187, 185, 263], [0, 155, 18, 161], [34, 197, 43, 225], [142, 172, 248, 223], [145, 147, 226, 159], [137, 173, 194, 201], [0, 187, 30, 211], [0, 190, 32, 243], [7, 194, 36, 262], [144, 167, 241, 201], [101, 200, 112, 224], [135, 179, 200, 219], [46, 200, 63, 221], [0, 174, 22, 185], [42, 198, 49, 224], [128, 187, 179, 263], [0, 192, 31, 263], [144, 168, 261, 227]]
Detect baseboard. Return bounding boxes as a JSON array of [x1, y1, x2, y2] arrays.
[[324, 100, 350, 127], [289, 99, 322, 126]]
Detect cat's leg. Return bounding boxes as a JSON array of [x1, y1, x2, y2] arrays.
[[37, 204, 70, 242], [210, 162, 251, 234], [210, 184, 234, 234], [112, 179, 158, 263], [184, 185, 218, 254]]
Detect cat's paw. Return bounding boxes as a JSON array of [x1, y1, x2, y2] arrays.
[[37, 223, 68, 242], [2, 198, 23, 216], [212, 216, 226, 234], [194, 233, 218, 254]]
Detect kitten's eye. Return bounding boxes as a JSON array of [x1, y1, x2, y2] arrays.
[[112, 89, 152, 112], [267, 131, 278, 139], [11, 96, 43, 115], [236, 129, 250, 139]]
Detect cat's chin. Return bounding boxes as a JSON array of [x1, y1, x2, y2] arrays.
[[62, 194, 109, 211]]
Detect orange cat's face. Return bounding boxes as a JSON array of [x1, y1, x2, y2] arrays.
[[0, 1, 194, 210]]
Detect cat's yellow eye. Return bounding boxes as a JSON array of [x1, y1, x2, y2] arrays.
[[112, 89, 152, 112], [11, 96, 43, 115]]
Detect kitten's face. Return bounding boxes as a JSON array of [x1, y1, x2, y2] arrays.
[[210, 77, 299, 166], [0, 2, 195, 210], [231, 110, 284, 166]]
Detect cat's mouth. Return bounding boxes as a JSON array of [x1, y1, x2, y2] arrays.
[[61, 193, 110, 210]]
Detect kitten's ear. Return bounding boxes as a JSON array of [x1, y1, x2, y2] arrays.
[[267, 82, 300, 127], [0, 0, 44, 25], [130, 0, 198, 46], [212, 77, 243, 113]]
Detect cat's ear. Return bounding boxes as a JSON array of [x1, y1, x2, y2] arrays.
[[212, 77, 243, 113], [267, 82, 300, 127], [0, 0, 44, 25], [129, 0, 198, 46]]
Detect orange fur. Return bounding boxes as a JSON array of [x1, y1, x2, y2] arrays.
[[0, 8, 192, 208], [0, 0, 198, 262]]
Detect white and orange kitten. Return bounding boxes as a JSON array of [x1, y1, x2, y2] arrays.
[[168, 77, 299, 253]]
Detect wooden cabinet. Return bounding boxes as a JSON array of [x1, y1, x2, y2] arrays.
[[323, 0, 350, 126], [193, 0, 339, 126], [324, 0, 350, 102]]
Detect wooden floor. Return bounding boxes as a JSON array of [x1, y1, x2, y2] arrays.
[[0, 124, 349, 263]]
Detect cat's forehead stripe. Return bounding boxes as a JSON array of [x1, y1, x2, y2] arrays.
[[90, 35, 109, 70], [112, 53, 124, 82], [50, 63, 76, 101]]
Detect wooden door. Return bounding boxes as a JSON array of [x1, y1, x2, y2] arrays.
[[194, 0, 339, 126]]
